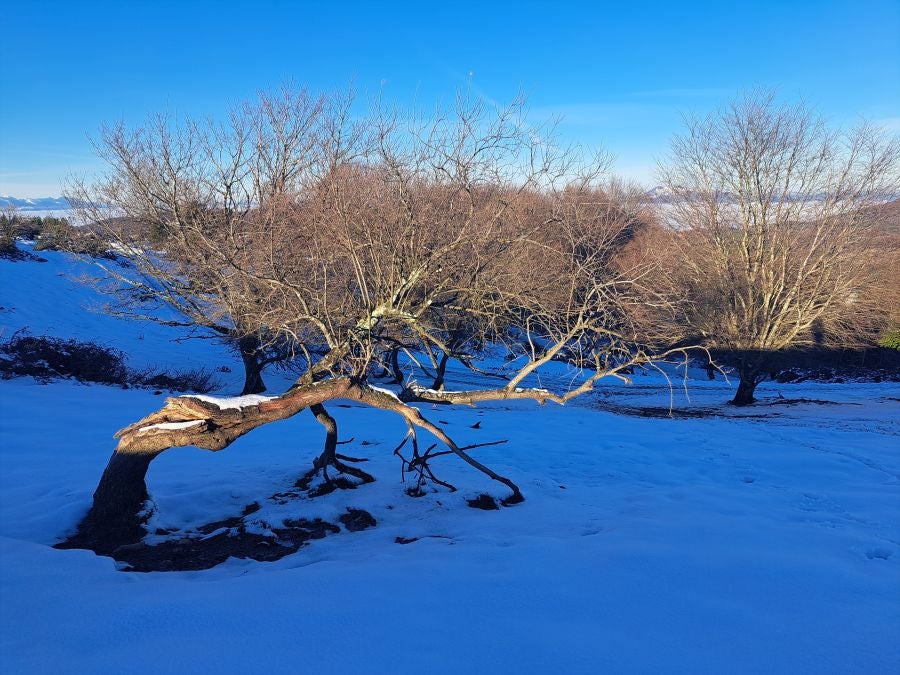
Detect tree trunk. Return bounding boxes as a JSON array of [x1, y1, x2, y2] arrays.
[[389, 347, 403, 384], [61, 450, 161, 553], [310, 402, 338, 468], [239, 335, 266, 395], [731, 377, 758, 405], [301, 402, 374, 489], [431, 352, 450, 391]]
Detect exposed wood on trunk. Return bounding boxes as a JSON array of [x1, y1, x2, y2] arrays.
[[115, 378, 355, 454]]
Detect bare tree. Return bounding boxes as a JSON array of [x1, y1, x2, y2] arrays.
[[649, 91, 899, 404], [67, 88, 332, 394], [68, 89, 689, 551]]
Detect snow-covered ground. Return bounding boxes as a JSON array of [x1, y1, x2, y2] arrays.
[[1, 244, 898, 673]]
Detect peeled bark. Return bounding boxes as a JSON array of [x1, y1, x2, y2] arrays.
[[68, 379, 355, 549], [114, 378, 354, 454]]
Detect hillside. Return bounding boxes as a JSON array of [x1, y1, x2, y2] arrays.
[[1, 243, 898, 673]]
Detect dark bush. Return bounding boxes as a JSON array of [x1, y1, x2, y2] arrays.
[[0, 332, 220, 393], [0, 217, 17, 254], [0, 333, 128, 384], [133, 367, 219, 393], [704, 346, 900, 384]]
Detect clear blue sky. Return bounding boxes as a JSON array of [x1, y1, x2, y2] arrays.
[[2, 0, 898, 196]]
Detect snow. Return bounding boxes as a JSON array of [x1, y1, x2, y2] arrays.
[[0, 196, 70, 211], [1, 243, 899, 673], [0, 243, 282, 390], [105, 241, 145, 256], [367, 384, 400, 400], [138, 420, 204, 433], [189, 393, 276, 410], [414, 386, 463, 394]]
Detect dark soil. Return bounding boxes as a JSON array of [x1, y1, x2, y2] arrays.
[[339, 508, 377, 532], [467, 494, 500, 510], [500, 492, 525, 506], [768, 397, 854, 406], [108, 516, 341, 572], [57, 480, 375, 573], [594, 395, 861, 420]]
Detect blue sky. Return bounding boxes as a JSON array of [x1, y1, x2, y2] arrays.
[[1, 0, 898, 196]]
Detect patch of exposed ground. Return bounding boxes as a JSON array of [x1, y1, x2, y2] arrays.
[[57, 485, 377, 573]]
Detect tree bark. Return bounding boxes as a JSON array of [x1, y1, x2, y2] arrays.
[[67, 380, 356, 551], [71, 376, 536, 552], [63, 450, 161, 552], [310, 402, 338, 468], [730, 352, 767, 406], [731, 377, 758, 405], [238, 335, 266, 395], [431, 352, 450, 391], [389, 347, 403, 384], [302, 402, 374, 489]]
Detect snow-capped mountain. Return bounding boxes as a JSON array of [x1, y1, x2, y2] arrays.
[[0, 196, 71, 211], [645, 185, 677, 203]]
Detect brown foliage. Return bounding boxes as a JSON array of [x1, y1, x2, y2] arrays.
[[65, 88, 691, 549]]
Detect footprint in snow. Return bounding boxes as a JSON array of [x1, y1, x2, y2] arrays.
[[865, 547, 893, 561]]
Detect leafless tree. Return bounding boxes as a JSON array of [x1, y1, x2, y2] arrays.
[[648, 91, 899, 404], [68, 88, 690, 549], [67, 88, 333, 394]]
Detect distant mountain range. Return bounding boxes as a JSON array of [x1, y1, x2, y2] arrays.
[[0, 196, 72, 211]]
